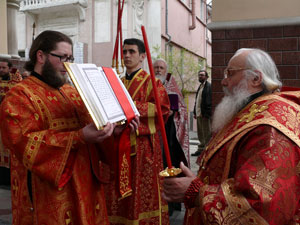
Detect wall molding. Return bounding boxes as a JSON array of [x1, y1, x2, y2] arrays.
[[208, 16, 300, 30]]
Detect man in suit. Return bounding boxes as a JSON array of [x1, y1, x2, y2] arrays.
[[192, 70, 212, 156]]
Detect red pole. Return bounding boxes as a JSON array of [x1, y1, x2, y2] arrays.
[[141, 26, 172, 169], [112, 0, 121, 67], [119, 0, 125, 68]]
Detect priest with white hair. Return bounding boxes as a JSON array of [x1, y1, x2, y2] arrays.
[[163, 48, 300, 225]]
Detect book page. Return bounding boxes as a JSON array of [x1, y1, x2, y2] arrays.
[[67, 63, 126, 126], [106, 68, 140, 117], [82, 67, 124, 120]]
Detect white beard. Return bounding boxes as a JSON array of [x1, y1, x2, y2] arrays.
[[156, 75, 166, 84], [212, 79, 251, 133]]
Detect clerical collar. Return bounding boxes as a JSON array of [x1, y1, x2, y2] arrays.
[[125, 68, 141, 80], [244, 90, 266, 108], [31, 71, 48, 84], [1, 74, 10, 81]]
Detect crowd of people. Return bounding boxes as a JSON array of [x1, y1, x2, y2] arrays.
[[1, 30, 300, 225]]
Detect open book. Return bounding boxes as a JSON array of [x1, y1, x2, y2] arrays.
[[64, 63, 139, 130]]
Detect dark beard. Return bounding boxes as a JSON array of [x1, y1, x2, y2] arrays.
[[41, 58, 66, 89]]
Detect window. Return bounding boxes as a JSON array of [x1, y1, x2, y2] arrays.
[[18, 50, 25, 58], [200, 0, 206, 22], [180, 0, 190, 8]]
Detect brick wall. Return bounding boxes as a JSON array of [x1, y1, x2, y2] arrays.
[[211, 25, 300, 109]]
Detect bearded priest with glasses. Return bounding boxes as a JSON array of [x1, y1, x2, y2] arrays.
[[0, 30, 139, 225], [163, 48, 300, 225]]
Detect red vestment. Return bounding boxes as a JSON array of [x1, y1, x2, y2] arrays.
[[0, 70, 22, 168], [0, 76, 110, 225], [184, 91, 300, 225], [163, 74, 190, 166], [104, 69, 170, 224]]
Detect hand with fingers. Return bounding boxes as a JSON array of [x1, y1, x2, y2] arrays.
[[82, 122, 115, 143], [128, 116, 140, 133], [162, 162, 197, 202], [113, 116, 140, 136]]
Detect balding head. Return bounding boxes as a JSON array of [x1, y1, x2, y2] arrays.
[[231, 48, 281, 92]]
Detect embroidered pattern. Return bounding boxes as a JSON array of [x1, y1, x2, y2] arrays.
[[239, 104, 268, 123]]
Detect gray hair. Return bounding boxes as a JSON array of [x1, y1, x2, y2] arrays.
[[234, 48, 282, 92], [154, 58, 168, 71]]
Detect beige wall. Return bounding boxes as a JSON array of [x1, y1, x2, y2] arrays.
[[213, 0, 300, 22], [0, 1, 8, 54]]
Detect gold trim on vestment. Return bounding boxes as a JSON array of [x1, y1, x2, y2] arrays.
[[198, 93, 300, 179], [222, 179, 269, 225], [108, 205, 168, 225], [148, 103, 156, 134], [124, 69, 143, 91], [23, 131, 46, 170]]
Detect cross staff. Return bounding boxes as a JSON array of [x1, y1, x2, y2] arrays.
[[112, 0, 125, 74]]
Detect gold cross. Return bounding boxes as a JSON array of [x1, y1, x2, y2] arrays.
[[47, 95, 58, 101], [239, 104, 268, 123], [135, 75, 144, 82], [71, 94, 81, 105]]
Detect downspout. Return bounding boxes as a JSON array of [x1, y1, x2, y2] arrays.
[[165, 0, 171, 58], [189, 0, 196, 30]]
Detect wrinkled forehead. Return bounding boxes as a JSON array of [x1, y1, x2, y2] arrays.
[[154, 60, 166, 68], [228, 52, 248, 68]]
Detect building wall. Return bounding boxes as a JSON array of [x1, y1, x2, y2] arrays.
[[0, 1, 8, 55], [211, 25, 300, 108], [213, 0, 300, 22], [210, 1, 300, 110], [161, 0, 208, 60]]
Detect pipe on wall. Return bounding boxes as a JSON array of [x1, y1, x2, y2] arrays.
[[189, 0, 196, 30], [165, 0, 171, 58]]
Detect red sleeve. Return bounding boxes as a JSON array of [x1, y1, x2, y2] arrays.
[[135, 79, 170, 136], [1, 86, 86, 188], [195, 125, 300, 225]]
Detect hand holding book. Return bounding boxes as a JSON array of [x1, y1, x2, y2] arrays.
[[82, 122, 115, 143], [114, 116, 140, 136]]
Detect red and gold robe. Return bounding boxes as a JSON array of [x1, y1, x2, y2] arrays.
[[184, 91, 300, 225], [0, 70, 22, 168], [0, 76, 109, 225], [104, 69, 170, 224]]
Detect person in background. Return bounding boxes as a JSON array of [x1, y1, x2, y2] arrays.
[[0, 59, 22, 102], [104, 38, 170, 225], [0, 58, 22, 185], [163, 48, 300, 225], [192, 70, 212, 156]]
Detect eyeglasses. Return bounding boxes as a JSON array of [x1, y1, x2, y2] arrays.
[[49, 52, 74, 63], [223, 67, 251, 79]]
